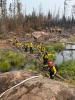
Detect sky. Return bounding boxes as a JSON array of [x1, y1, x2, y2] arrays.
[[7, 0, 75, 17]]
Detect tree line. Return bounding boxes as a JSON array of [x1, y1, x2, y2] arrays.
[[0, 1, 75, 34]]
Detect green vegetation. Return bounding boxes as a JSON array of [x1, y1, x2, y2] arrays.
[[53, 43, 65, 52], [45, 43, 65, 52], [0, 60, 11, 72], [25, 63, 38, 71], [45, 45, 54, 52], [59, 60, 75, 83], [0, 50, 25, 72], [0, 50, 42, 72]]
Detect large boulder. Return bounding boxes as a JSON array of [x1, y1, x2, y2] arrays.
[[32, 31, 48, 39]]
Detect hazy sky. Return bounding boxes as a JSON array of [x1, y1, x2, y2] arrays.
[[7, 0, 75, 17]]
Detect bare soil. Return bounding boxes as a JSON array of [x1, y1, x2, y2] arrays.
[[0, 70, 75, 100]]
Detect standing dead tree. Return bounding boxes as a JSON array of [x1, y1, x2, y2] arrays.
[[0, 0, 7, 18]]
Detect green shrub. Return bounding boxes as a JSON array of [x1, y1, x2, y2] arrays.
[[59, 60, 75, 81], [45, 43, 65, 52], [0, 50, 26, 72], [25, 64, 38, 71], [45, 45, 54, 52], [8, 51, 25, 69], [0, 60, 11, 72], [53, 43, 65, 52]]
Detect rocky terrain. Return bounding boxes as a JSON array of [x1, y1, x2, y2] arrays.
[[0, 70, 75, 100]]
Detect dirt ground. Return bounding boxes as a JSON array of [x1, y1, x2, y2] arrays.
[[0, 40, 12, 49], [0, 70, 75, 100]]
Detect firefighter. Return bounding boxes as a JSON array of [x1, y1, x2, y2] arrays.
[[48, 61, 57, 79], [29, 42, 33, 54], [24, 42, 28, 52], [37, 43, 42, 52], [43, 51, 49, 65]]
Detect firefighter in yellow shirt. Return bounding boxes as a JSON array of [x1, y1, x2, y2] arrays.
[[37, 44, 41, 52], [24, 42, 28, 52], [29, 42, 33, 54], [13, 37, 18, 46], [48, 61, 57, 79], [41, 46, 45, 53], [43, 52, 49, 65]]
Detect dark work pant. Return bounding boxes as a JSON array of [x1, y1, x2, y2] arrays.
[[30, 47, 33, 53], [49, 69, 54, 79], [25, 47, 28, 52], [43, 59, 48, 65]]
